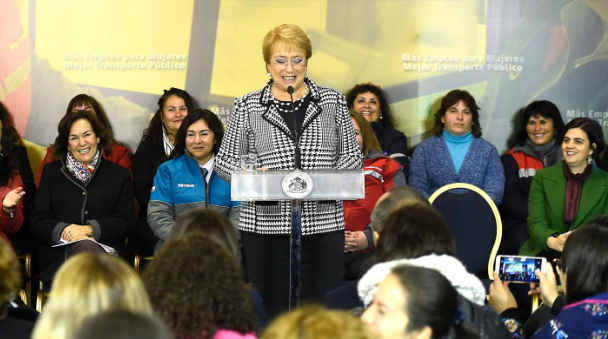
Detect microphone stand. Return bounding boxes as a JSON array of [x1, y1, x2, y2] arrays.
[[287, 85, 302, 311]]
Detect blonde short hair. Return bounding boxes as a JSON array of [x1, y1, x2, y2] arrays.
[[31, 253, 152, 339], [262, 305, 373, 339], [262, 24, 312, 64]]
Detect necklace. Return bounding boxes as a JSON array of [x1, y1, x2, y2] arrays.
[[272, 84, 309, 113]]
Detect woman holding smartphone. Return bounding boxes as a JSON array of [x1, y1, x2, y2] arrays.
[[520, 117, 608, 261]]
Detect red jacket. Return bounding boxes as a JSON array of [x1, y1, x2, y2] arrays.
[[344, 154, 403, 233], [0, 172, 24, 254], [36, 143, 132, 186]]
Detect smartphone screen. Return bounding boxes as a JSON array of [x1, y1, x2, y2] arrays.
[[496, 256, 546, 283]]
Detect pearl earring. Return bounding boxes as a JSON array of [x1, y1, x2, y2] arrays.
[[267, 72, 271, 76], [97, 138, 100, 144]]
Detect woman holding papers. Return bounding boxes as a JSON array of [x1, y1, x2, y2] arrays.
[[30, 111, 134, 284]]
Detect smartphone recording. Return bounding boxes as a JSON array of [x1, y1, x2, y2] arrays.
[[495, 255, 547, 283]]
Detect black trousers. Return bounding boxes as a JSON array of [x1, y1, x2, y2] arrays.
[[241, 231, 344, 319]]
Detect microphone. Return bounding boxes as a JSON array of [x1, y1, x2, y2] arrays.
[[287, 86, 301, 170]]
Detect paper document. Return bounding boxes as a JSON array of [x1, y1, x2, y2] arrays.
[[52, 238, 118, 256]]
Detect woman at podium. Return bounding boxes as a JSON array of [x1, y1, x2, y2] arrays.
[[215, 24, 362, 318]]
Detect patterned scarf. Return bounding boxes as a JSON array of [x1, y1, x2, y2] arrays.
[[66, 149, 100, 185], [162, 124, 175, 157]]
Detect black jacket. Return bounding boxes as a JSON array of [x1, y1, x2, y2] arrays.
[[30, 157, 134, 282], [370, 122, 410, 177]]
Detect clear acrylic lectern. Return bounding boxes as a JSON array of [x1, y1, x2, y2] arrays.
[[232, 169, 364, 311]]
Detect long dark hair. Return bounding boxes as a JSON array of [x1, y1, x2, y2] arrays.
[[169, 109, 224, 159], [561, 215, 608, 304], [141, 88, 194, 150], [514, 100, 565, 147], [50, 111, 113, 161], [0, 103, 17, 186], [391, 266, 480, 339], [345, 83, 395, 128]]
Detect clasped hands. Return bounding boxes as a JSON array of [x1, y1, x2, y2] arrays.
[[344, 230, 368, 252], [488, 265, 560, 314], [61, 224, 95, 243]]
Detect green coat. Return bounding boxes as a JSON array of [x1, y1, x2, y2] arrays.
[[520, 161, 608, 256]]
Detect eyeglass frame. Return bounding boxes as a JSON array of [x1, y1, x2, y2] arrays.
[[269, 57, 307, 70]]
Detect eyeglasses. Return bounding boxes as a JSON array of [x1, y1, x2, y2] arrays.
[[270, 57, 307, 70]]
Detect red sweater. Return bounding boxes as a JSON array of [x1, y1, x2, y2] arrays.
[[0, 173, 24, 254], [36, 143, 132, 186]]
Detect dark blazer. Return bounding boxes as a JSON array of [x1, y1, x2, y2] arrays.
[[30, 157, 134, 282], [521, 162, 608, 255], [131, 137, 167, 256]]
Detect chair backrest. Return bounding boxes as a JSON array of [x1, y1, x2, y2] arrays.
[[429, 183, 502, 279]]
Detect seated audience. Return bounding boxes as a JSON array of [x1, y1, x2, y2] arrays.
[[323, 186, 429, 311], [362, 265, 481, 339], [31, 253, 152, 339], [501, 101, 565, 254], [0, 239, 36, 339], [489, 215, 608, 338], [358, 204, 511, 339], [0, 107, 26, 254], [72, 310, 172, 339], [346, 83, 410, 173], [131, 87, 193, 257], [30, 111, 134, 284], [343, 110, 405, 280], [521, 117, 608, 260], [36, 94, 132, 185], [166, 208, 269, 328], [148, 108, 239, 253], [144, 234, 257, 339], [262, 305, 373, 339], [409, 89, 504, 204]]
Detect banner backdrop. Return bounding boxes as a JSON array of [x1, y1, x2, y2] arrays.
[[1, 0, 607, 155]]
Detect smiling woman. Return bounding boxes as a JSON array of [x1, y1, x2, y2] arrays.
[[30, 111, 134, 284], [500, 101, 565, 254], [147, 109, 239, 253]]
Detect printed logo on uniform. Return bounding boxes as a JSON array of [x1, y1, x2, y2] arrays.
[[177, 183, 195, 188]]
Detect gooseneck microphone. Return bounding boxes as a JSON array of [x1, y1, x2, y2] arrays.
[[287, 86, 301, 170]]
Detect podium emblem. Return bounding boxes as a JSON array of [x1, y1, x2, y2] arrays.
[[282, 171, 314, 199]]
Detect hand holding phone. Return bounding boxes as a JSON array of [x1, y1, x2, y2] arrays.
[[495, 255, 547, 284]]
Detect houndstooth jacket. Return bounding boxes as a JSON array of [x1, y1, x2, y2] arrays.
[[215, 78, 363, 235]]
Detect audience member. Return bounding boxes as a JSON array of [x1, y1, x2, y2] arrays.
[[144, 234, 257, 339], [72, 310, 172, 339], [362, 265, 481, 339], [343, 110, 405, 280], [166, 209, 269, 328], [346, 83, 410, 173], [0, 105, 26, 254], [490, 214, 608, 338], [359, 204, 511, 339], [409, 89, 504, 204], [148, 108, 239, 253], [36, 94, 132, 186], [0, 239, 36, 339], [501, 100, 565, 254], [262, 305, 373, 339], [323, 186, 429, 311], [521, 117, 608, 261], [30, 111, 134, 284], [131, 87, 193, 257], [31, 253, 152, 339]]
